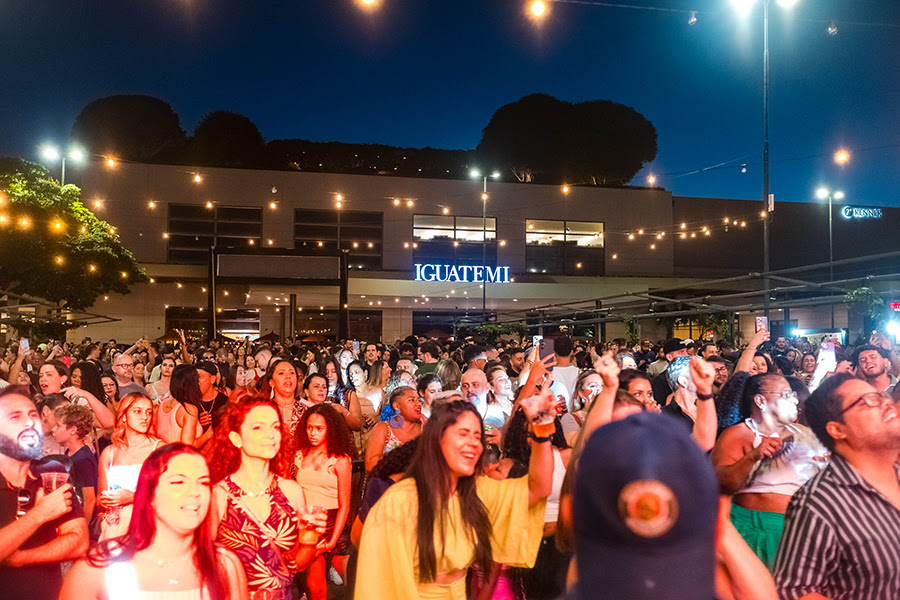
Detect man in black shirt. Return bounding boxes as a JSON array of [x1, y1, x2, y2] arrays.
[[197, 361, 229, 431], [0, 385, 88, 600]]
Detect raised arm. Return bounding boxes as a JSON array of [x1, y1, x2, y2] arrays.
[[689, 357, 718, 451], [736, 330, 769, 374], [61, 387, 115, 429], [578, 352, 620, 443], [519, 386, 556, 506]]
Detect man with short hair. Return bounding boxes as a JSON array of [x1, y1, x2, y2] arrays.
[[552, 335, 579, 400], [460, 369, 503, 443], [110, 354, 145, 397], [0, 386, 88, 599], [395, 358, 417, 377], [854, 344, 897, 394], [706, 355, 730, 395], [196, 361, 228, 433], [416, 341, 441, 375], [633, 339, 655, 370], [771, 336, 790, 357], [363, 343, 379, 370], [506, 347, 526, 380], [700, 342, 720, 360], [398, 343, 415, 360], [774, 373, 900, 600], [462, 345, 487, 372]]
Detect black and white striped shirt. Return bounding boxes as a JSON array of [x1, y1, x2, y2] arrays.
[[774, 453, 900, 600]]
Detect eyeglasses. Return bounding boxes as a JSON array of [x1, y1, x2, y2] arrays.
[[113, 362, 132, 369], [16, 487, 33, 519], [837, 392, 892, 417], [762, 390, 798, 403]]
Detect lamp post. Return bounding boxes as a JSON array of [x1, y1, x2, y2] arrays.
[[815, 187, 844, 328], [470, 169, 500, 319], [731, 0, 800, 320], [40, 145, 84, 186]]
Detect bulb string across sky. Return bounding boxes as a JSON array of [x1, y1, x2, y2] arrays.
[[1, 0, 898, 207]]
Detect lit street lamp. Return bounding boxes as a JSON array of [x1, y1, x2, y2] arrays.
[[41, 144, 85, 186], [470, 169, 501, 318], [731, 0, 800, 321], [815, 186, 844, 327]]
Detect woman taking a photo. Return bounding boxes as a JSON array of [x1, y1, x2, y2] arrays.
[[207, 397, 323, 600], [101, 372, 120, 411], [322, 356, 363, 432], [61, 443, 247, 600], [98, 393, 163, 539], [364, 386, 424, 472], [355, 388, 556, 599], [294, 404, 353, 600]]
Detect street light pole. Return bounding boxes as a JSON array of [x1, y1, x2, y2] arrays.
[[762, 0, 771, 322], [471, 170, 500, 321], [816, 187, 843, 328]]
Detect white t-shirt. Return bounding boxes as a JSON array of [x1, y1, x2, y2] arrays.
[[552, 365, 579, 401]]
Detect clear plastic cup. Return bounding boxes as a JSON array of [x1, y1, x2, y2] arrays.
[[298, 505, 327, 545], [41, 472, 69, 495]]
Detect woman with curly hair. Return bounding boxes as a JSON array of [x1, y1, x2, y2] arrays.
[[207, 396, 322, 600], [294, 404, 353, 600], [61, 443, 247, 600]]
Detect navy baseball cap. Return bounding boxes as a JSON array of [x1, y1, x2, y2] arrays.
[[572, 412, 719, 600]]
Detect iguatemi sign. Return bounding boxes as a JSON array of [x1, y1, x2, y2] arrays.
[[415, 264, 511, 284], [841, 206, 882, 219]]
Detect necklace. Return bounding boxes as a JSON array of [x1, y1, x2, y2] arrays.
[[230, 474, 275, 498], [145, 552, 192, 585]]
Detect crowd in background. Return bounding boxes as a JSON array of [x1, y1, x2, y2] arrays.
[[2, 326, 900, 600]]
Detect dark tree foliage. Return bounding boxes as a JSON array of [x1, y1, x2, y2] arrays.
[[265, 139, 476, 179], [476, 94, 658, 185], [0, 158, 147, 310], [189, 111, 266, 168], [71, 95, 187, 163]]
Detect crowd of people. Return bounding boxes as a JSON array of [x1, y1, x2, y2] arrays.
[[1, 326, 900, 599]]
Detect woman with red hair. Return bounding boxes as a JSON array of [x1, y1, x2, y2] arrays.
[[60, 443, 247, 600], [206, 396, 323, 600]]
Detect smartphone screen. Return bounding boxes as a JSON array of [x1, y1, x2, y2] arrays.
[[352, 340, 359, 352], [810, 341, 836, 391], [755, 316, 768, 332], [532, 335, 543, 347], [19, 338, 29, 352]]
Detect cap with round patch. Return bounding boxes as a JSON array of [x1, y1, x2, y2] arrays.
[[618, 480, 679, 538]]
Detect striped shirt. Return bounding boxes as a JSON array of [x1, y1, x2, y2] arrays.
[[773, 453, 900, 600]]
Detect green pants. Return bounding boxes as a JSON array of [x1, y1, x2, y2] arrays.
[[729, 502, 785, 572]]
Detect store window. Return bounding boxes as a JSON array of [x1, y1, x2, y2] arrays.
[[167, 205, 262, 264], [413, 214, 497, 267], [525, 219, 604, 275], [294, 209, 383, 271]]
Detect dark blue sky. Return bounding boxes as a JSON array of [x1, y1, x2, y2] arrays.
[[2, 0, 898, 205]]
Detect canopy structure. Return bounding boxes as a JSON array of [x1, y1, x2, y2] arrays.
[[0, 289, 120, 332]]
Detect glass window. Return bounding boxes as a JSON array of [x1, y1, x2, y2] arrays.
[[413, 214, 497, 267], [295, 209, 382, 271], [167, 204, 262, 264], [525, 219, 604, 276]]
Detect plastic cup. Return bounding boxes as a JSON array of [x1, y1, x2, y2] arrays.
[[298, 505, 327, 545], [41, 472, 69, 495]]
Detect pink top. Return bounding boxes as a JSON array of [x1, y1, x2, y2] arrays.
[[156, 400, 202, 444], [294, 454, 339, 509]]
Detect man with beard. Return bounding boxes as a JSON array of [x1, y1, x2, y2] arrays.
[[853, 344, 897, 394], [460, 369, 505, 445], [0, 386, 88, 599], [706, 355, 730, 395], [775, 373, 900, 600]]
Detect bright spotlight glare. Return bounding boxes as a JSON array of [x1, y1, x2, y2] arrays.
[[41, 145, 60, 161], [530, 1, 546, 17], [886, 321, 900, 337], [68, 148, 85, 162], [815, 188, 829, 200], [470, 169, 481, 178], [776, 0, 798, 7], [491, 171, 501, 179], [730, 0, 757, 17], [834, 191, 845, 200]]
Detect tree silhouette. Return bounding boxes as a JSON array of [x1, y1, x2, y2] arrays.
[[71, 95, 187, 163], [477, 94, 657, 185], [0, 158, 147, 310], [190, 111, 265, 168]]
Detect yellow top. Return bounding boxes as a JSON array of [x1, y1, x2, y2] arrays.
[[355, 475, 546, 599]]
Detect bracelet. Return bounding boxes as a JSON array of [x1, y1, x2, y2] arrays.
[[696, 391, 714, 401], [527, 432, 552, 443]]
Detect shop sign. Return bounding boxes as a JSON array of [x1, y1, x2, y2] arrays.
[[840, 206, 882, 219], [415, 263, 511, 284]]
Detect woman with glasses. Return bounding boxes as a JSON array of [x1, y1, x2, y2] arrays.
[[711, 373, 827, 570]]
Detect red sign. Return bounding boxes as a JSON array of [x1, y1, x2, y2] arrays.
[[891, 302, 900, 310]]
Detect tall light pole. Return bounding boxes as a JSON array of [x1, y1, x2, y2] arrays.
[[41, 145, 85, 186], [815, 187, 844, 328], [470, 169, 500, 319], [731, 0, 800, 319]]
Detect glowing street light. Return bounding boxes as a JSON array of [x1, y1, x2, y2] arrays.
[[834, 149, 850, 165], [647, 174, 657, 185], [530, 1, 546, 18], [40, 144, 85, 185]]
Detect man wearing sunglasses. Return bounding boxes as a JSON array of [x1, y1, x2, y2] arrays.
[[0, 386, 88, 599], [774, 373, 900, 600]]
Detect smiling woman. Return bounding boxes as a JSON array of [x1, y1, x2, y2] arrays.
[[60, 444, 247, 600]]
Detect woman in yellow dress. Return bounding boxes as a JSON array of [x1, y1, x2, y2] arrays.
[[355, 355, 557, 599]]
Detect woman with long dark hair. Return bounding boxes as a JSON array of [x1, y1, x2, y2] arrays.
[[294, 404, 353, 600], [157, 364, 204, 446], [145, 356, 175, 404], [62, 360, 116, 431], [355, 389, 556, 599], [207, 396, 323, 600], [98, 393, 163, 540], [322, 356, 362, 431], [60, 443, 247, 600], [259, 358, 302, 435]]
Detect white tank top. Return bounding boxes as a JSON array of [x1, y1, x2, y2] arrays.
[[105, 562, 204, 600], [543, 447, 566, 523], [739, 419, 827, 496]]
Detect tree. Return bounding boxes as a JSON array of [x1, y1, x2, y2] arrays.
[[71, 95, 187, 162], [0, 158, 147, 310], [476, 93, 658, 185], [189, 111, 265, 168]]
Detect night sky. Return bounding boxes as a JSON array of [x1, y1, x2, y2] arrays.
[[2, 0, 898, 206]]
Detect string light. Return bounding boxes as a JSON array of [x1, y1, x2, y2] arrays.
[[562, 185, 569, 194], [148, 201, 156, 209], [89, 264, 96, 272], [206, 201, 213, 209], [106, 158, 116, 167], [193, 174, 202, 183], [393, 199, 401, 206]]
